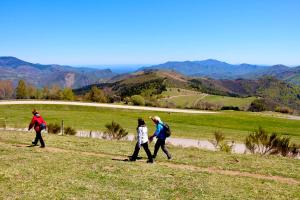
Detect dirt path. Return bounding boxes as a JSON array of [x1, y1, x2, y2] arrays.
[[193, 93, 209, 107], [0, 100, 217, 114], [160, 94, 196, 100], [2, 141, 298, 185]]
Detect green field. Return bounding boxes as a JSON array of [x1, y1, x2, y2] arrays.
[[201, 95, 257, 109], [0, 104, 300, 143], [159, 88, 257, 109], [0, 131, 299, 199]]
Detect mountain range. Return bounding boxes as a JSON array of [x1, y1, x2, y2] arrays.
[[140, 59, 300, 85], [1, 57, 300, 89], [0, 57, 115, 88]]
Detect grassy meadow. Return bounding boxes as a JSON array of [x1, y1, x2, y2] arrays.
[[159, 88, 257, 109], [0, 104, 300, 143], [0, 131, 299, 199], [201, 95, 256, 109]]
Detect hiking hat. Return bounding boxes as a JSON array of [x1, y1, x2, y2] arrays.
[[150, 116, 162, 123]]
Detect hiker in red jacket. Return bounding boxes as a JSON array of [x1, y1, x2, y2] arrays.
[[28, 109, 46, 148]]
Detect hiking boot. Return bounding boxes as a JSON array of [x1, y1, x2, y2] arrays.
[[168, 156, 172, 160], [147, 160, 154, 163], [40, 146, 45, 148], [31, 142, 38, 146], [129, 157, 136, 161]]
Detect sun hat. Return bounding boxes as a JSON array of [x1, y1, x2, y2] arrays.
[[150, 116, 162, 123]]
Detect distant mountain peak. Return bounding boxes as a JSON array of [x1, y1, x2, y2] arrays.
[[0, 56, 32, 68], [0, 56, 116, 88]]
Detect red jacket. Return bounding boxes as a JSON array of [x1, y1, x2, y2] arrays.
[[28, 113, 46, 132]]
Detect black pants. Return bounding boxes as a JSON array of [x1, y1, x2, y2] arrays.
[[131, 142, 153, 162], [33, 131, 45, 147], [153, 139, 171, 159]]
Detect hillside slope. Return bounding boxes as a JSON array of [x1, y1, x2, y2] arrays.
[[0, 57, 115, 88], [0, 131, 299, 199], [75, 70, 300, 110]]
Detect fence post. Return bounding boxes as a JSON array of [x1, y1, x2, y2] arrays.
[[61, 120, 64, 135]]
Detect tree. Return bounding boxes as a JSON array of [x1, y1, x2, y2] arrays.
[[248, 99, 267, 112], [85, 86, 107, 103], [62, 88, 74, 100], [35, 88, 43, 99], [49, 85, 62, 100], [42, 86, 50, 99], [16, 80, 27, 99], [131, 95, 145, 106], [27, 84, 37, 99], [0, 80, 14, 99]]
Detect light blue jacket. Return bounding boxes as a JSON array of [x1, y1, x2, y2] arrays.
[[154, 123, 166, 140]]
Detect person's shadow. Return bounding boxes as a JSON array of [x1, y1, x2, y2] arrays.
[[112, 156, 143, 162]]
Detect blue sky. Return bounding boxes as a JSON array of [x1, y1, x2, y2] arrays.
[[0, 0, 300, 66]]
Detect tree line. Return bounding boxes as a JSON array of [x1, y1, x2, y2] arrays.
[[0, 79, 111, 103], [0, 80, 75, 100]]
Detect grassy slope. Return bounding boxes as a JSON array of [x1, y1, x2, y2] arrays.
[[0, 104, 300, 143], [201, 95, 257, 108], [159, 88, 257, 109], [0, 131, 299, 199]]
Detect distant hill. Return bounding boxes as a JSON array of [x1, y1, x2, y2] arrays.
[[139, 59, 300, 85], [75, 70, 189, 97], [139, 59, 270, 78], [0, 57, 115, 88], [190, 76, 300, 109], [75, 70, 300, 110]]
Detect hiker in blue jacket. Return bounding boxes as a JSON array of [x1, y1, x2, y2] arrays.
[[149, 116, 172, 160]]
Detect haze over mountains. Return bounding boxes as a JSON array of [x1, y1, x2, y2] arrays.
[[141, 59, 300, 85], [1, 56, 300, 89], [0, 57, 115, 88]]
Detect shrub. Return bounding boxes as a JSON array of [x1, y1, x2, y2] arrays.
[[131, 95, 145, 106], [123, 97, 131, 104], [193, 101, 222, 111], [64, 126, 77, 135], [290, 144, 300, 156], [145, 99, 161, 107], [104, 121, 128, 140], [248, 99, 267, 112], [245, 127, 298, 156], [164, 102, 176, 108], [221, 106, 240, 111], [212, 131, 225, 148], [211, 131, 233, 153], [85, 86, 108, 103], [219, 143, 233, 153], [47, 123, 61, 134], [275, 106, 294, 114]]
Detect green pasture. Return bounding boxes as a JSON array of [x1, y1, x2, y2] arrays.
[[0, 131, 299, 199], [159, 88, 257, 109], [201, 95, 257, 109], [0, 104, 300, 143]]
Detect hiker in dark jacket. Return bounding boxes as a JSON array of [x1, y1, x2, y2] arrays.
[[28, 109, 46, 148], [130, 118, 153, 163], [149, 116, 172, 160]]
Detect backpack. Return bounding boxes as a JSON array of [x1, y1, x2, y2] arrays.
[[35, 116, 47, 130], [161, 123, 171, 137]]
